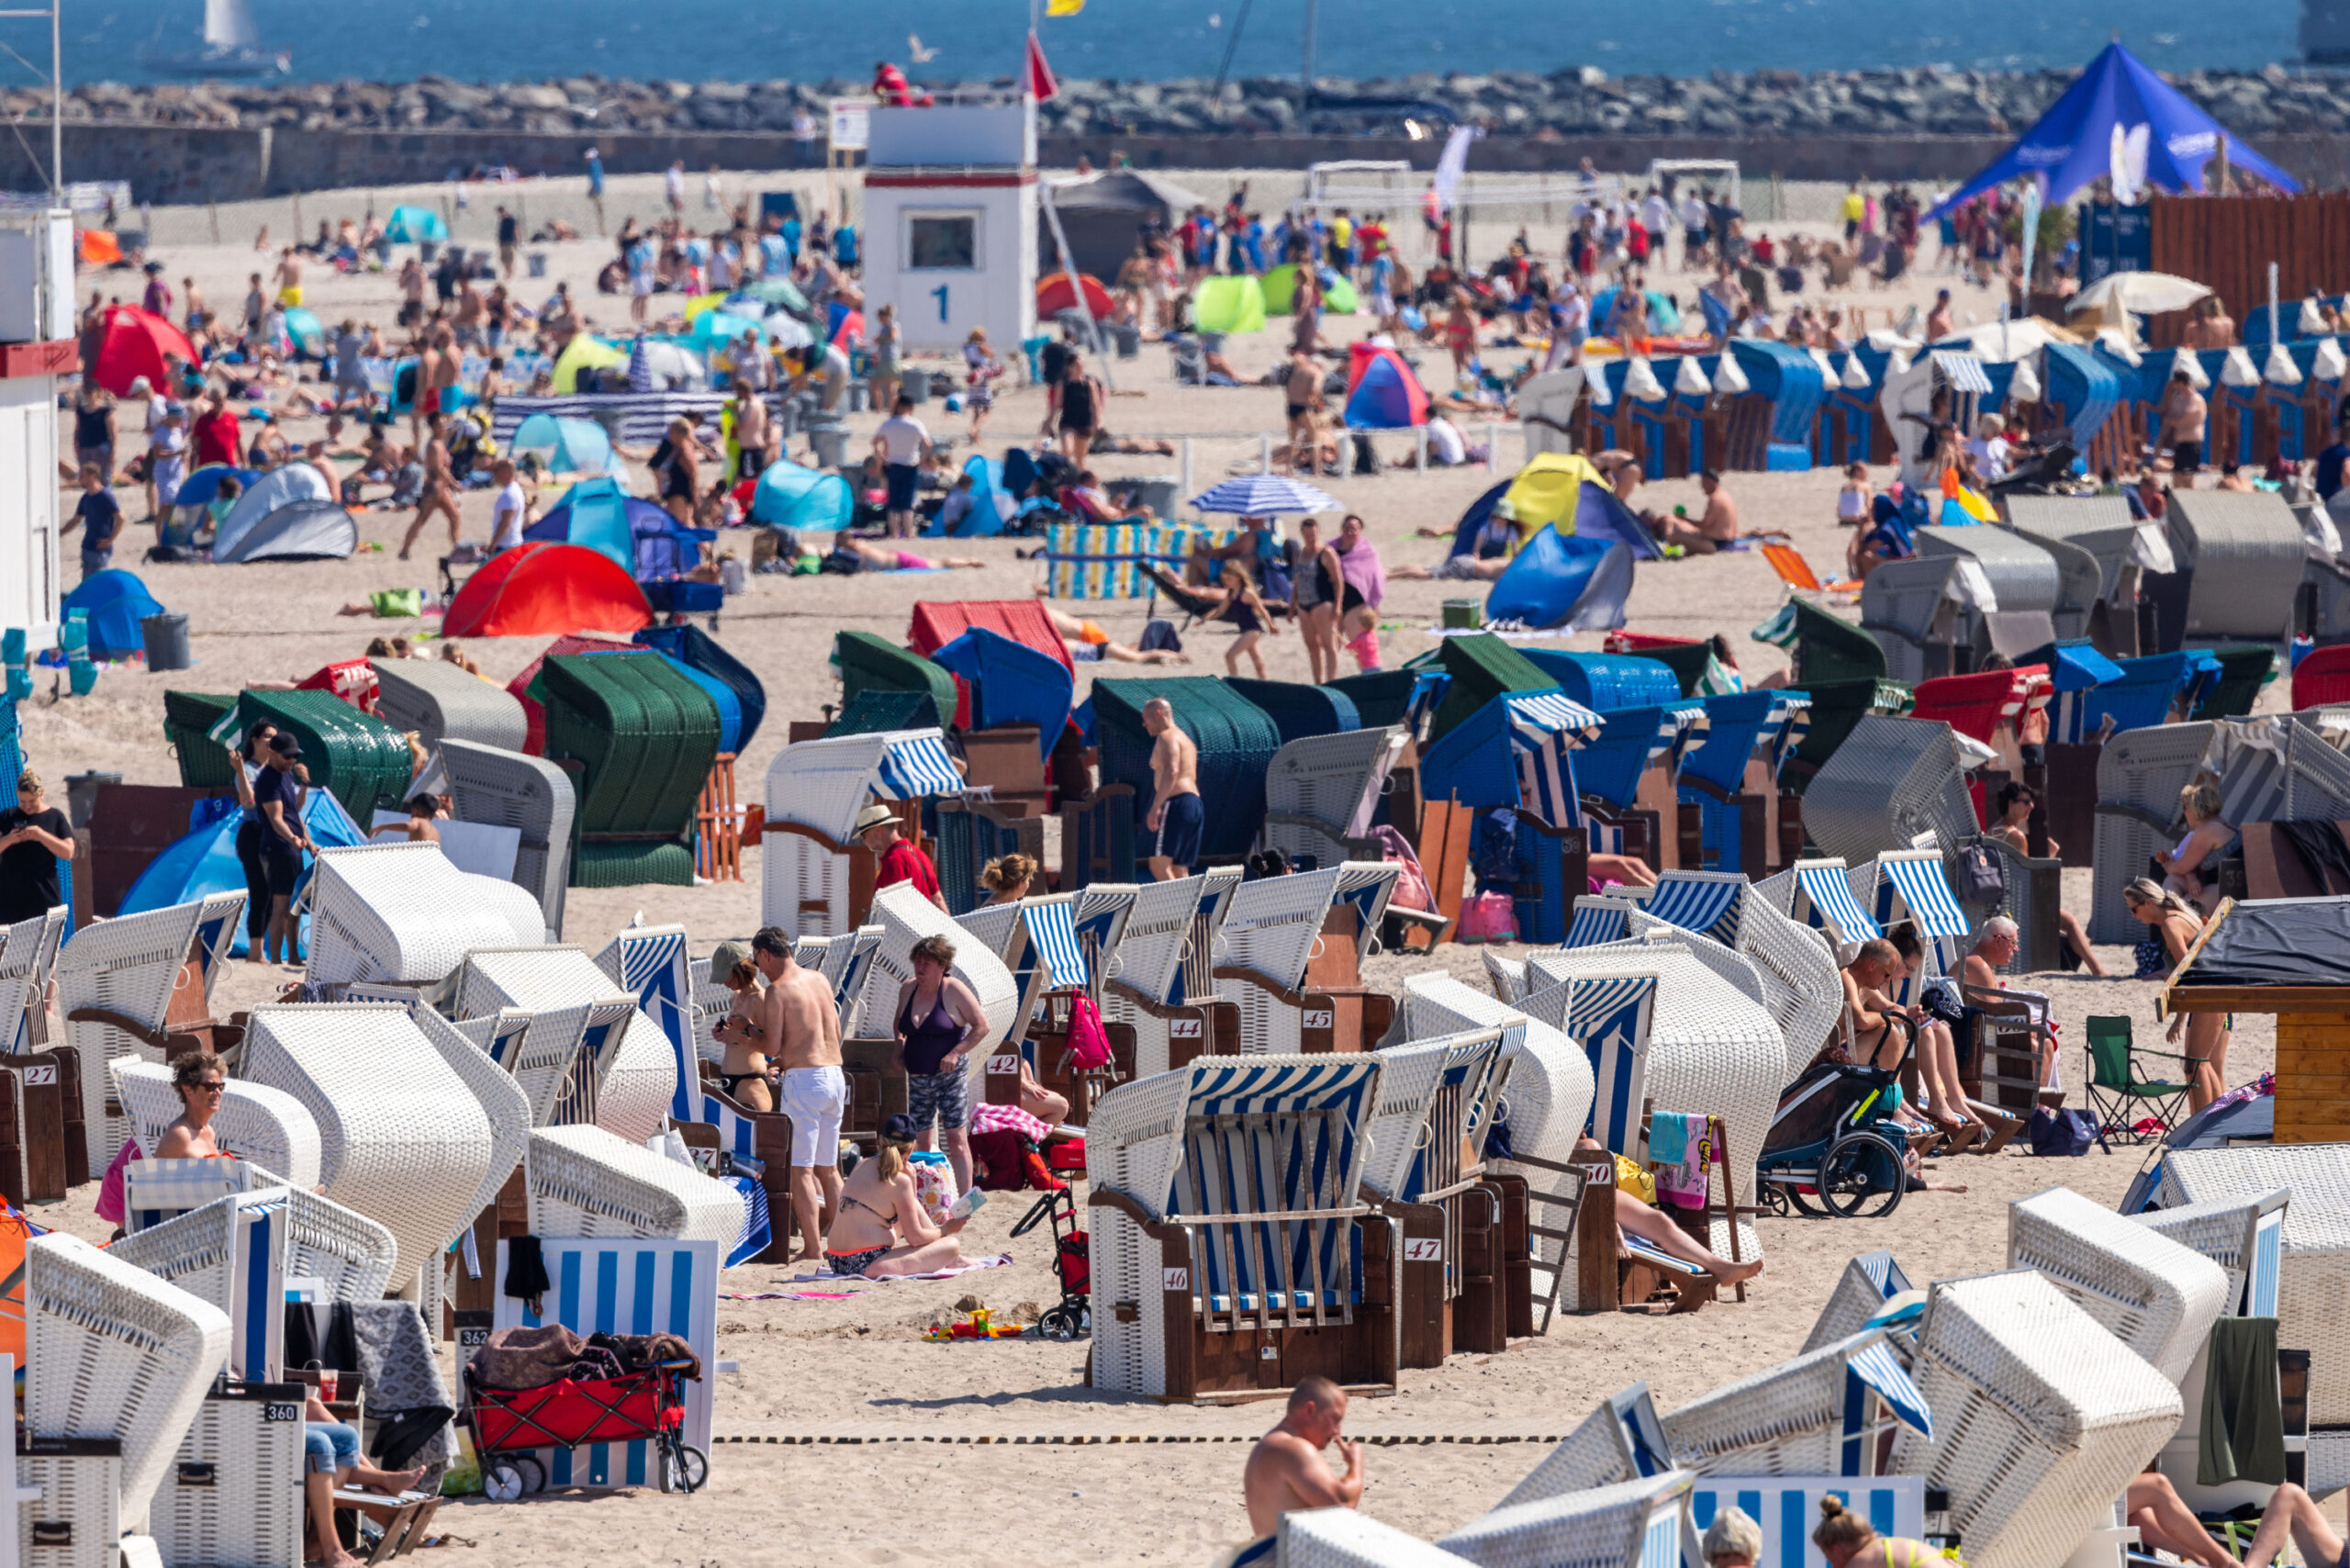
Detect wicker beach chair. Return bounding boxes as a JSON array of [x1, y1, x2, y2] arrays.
[[760, 729, 966, 937], [1889, 1270, 2184, 1568], [1483, 949, 1527, 1004], [1659, 1327, 1933, 1477], [1085, 1055, 1396, 1404], [2087, 722, 2216, 943], [981, 887, 1138, 1122], [1919, 523, 2064, 660], [53, 893, 247, 1173], [1618, 906, 1769, 1011], [110, 1059, 322, 1191], [1360, 1027, 1511, 1366], [2000, 522, 2105, 644], [23, 1233, 230, 1537], [1859, 554, 1964, 684], [2008, 1184, 2229, 1383], [369, 656, 530, 754], [2166, 488, 2305, 643], [848, 884, 1022, 1090], [523, 1124, 746, 1247], [1961, 832, 2064, 975], [111, 1185, 399, 1380], [1803, 717, 1978, 867], [301, 842, 549, 987], [596, 922, 700, 1125], [399, 1003, 535, 1223], [1498, 1384, 1679, 1506], [1274, 1508, 1477, 1567], [953, 902, 1026, 966], [2005, 494, 2162, 655], [1395, 975, 1593, 1330], [453, 944, 675, 1139], [1802, 1249, 1918, 1353], [1438, 1470, 1698, 1568], [0, 905, 65, 1052], [237, 1003, 498, 1304], [439, 738, 576, 932], [1259, 726, 1410, 870], [1214, 864, 1399, 1056]]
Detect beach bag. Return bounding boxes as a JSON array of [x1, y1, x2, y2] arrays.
[[1954, 842, 2006, 904], [2027, 1105, 2098, 1158], [1065, 991, 1113, 1072], [1457, 891, 1517, 945]]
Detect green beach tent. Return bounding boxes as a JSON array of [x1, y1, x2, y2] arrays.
[[1193, 275, 1268, 334]]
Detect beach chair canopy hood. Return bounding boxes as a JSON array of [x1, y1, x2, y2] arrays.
[[764, 729, 963, 844]]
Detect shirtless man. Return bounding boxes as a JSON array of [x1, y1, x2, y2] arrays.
[[1284, 349, 1323, 476], [1841, 939, 1917, 1071], [1143, 698, 1203, 880], [427, 325, 462, 431], [409, 330, 442, 448], [1243, 1377, 1365, 1539], [752, 926, 846, 1264], [273, 245, 304, 308], [397, 411, 462, 560]]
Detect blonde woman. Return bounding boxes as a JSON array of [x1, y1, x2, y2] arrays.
[[822, 1112, 972, 1279], [980, 853, 1036, 905], [1811, 1495, 1939, 1567], [2154, 783, 2232, 915], [2125, 876, 2230, 1112]]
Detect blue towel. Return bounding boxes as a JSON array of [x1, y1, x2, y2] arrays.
[[1648, 1112, 1691, 1167]]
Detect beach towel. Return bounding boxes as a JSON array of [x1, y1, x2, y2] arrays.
[[1651, 1114, 1711, 1209], [788, 1253, 1013, 1284], [2199, 1316, 2287, 1486]]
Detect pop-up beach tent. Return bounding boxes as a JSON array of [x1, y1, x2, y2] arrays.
[[442, 541, 652, 638], [1930, 41, 2297, 217], [1193, 275, 1268, 335], [751, 459, 854, 535], [1038, 170, 1203, 279], [91, 306, 196, 398], [215, 499, 358, 564], [60, 569, 164, 659], [385, 204, 449, 243], [1343, 343, 1429, 429], [210, 465, 330, 559], [1484, 526, 1636, 632]]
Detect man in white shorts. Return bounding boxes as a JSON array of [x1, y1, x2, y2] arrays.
[[754, 926, 846, 1264]]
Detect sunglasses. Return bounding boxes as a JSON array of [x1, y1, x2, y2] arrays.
[[192, 1081, 226, 1092]]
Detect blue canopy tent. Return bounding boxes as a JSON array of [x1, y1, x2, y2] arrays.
[[385, 205, 450, 244], [60, 569, 163, 660], [751, 459, 854, 535], [932, 453, 1016, 538], [1929, 42, 2297, 218], [510, 413, 617, 476], [523, 476, 651, 567], [930, 627, 1074, 756], [1484, 525, 1634, 633], [116, 789, 367, 957], [1572, 478, 1665, 562]]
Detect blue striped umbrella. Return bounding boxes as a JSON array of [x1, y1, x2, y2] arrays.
[[1187, 475, 1340, 516]]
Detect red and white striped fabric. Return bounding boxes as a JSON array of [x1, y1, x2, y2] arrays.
[[969, 1103, 1051, 1141]]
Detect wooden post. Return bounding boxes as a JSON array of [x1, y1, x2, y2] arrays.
[[1570, 1154, 1618, 1314]]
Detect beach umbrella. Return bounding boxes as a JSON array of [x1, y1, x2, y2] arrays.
[[1188, 476, 1339, 516], [385, 205, 449, 244], [90, 306, 196, 398], [1036, 272, 1115, 319], [511, 413, 617, 476], [683, 292, 732, 324], [2066, 271, 2213, 319]]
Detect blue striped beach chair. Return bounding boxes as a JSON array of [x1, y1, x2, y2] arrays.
[[1360, 1027, 1511, 1364], [1662, 1327, 1934, 1478], [1677, 690, 1810, 878], [1564, 897, 1636, 949], [1101, 869, 1244, 1078], [1687, 1475, 1927, 1568], [1641, 870, 1748, 946], [1214, 865, 1398, 1055], [1086, 1055, 1393, 1403], [1784, 857, 1883, 957], [1802, 1249, 1918, 1353], [1443, 1469, 1697, 1568], [597, 923, 696, 1124], [490, 1237, 720, 1488]]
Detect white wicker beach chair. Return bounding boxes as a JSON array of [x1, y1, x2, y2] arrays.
[[1889, 1270, 2185, 1568], [148, 1382, 307, 1568], [0, 906, 65, 1052], [23, 1233, 231, 1536], [453, 944, 676, 1137], [1620, 907, 1769, 1014], [1440, 1470, 1697, 1568], [2008, 1185, 2229, 1383], [1483, 949, 1527, 1005], [1919, 522, 2064, 656], [850, 885, 1020, 1100], [597, 923, 699, 1126], [1519, 950, 1782, 1270], [1715, 890, 1844, 1078], [2166, 488, 2305, 643], [2131, 1188, 2288, 1320], [110, 1186, 398, 1380], [1214, 864, 1397, 1055], [440, 738, 576, 932], [761, 729, 965, 937], [1085, 1055, 1395, 1403], [2087, 722, 2216, 944], [953, 902, 1026, 966], [16, 1433, 123, 1568], [1804, 717, 1978, 868], [523, 1124, 744, 1246], [1859, 554, 1964, 685], [1395, 975, 1593, 1329], [1361, 1027, 1507, 1362], [1102, 873, 1245, 1078], [110, 1058, 322, 1190], [370, 656, 530, 753], [1275, 1508, 1477, 1567], [400, 1003, 535, 1223], [118, 1157, 262, 1239], [1499, 1385, 1679, 1507], [302, 842, 548, 987], [2157, 1146, 2350, 1426], [1659, 1327, 1933, 1478], [52, 894, 248, 1171], [1802, 1249, 1918, 1354], [237, 1003, 497, 1303], [1259, 726, 1409, 868]]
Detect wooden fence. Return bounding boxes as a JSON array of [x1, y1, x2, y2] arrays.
[[2146, 191, 2350, 345]]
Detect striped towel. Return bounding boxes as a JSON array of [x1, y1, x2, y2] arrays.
[[969, 1103, 1051, 1141]]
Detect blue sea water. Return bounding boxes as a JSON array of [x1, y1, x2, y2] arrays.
[[53, 0, 2302, 90]]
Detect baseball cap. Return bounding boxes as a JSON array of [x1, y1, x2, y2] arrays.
[[711, 938, 753, 976], [881, 1113, 922, 1143], [268, 734, 302, 757]]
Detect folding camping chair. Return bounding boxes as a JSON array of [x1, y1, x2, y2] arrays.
[[2082, 1016, 2192, 1148]]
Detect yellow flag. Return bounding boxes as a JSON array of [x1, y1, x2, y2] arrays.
[[1046, 0, 1084, 16]]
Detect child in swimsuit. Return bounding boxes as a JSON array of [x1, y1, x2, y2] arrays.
[[1214, 559, 1279, 678], [710, 958, 774, 1113]]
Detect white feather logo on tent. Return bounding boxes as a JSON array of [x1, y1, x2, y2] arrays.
[[2220, 346, 2260, 388], [1711, 352, 1751, 396], [1624, 356, 1668, 404], [1673, 356, 1713, 397], [2109, 121, 2150, 206]]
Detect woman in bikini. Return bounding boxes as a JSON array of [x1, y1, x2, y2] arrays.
[[1212, 560, 1279, 678], [153, 1050, 228, 1159], [1812, 1496, 1941, 1568], [822, 1112, 972, 1280], [709, 957, 774, 1113], [2154, 782, 2233, 916], [2127, 876, 2232, 1114]]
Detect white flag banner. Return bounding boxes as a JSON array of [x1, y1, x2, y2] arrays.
[[1432, 125, 1483, 211]]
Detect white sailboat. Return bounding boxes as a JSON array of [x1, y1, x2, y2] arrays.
[[139, 0, 290, 77]]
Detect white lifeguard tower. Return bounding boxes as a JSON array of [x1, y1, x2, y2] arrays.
[[861, 95, 1040, 358], [0, 209, 73, 644]]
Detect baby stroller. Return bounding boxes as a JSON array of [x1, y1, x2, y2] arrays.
[[1010, 1184, 1091, 1342], [1757, 1015, 1915, 1220]]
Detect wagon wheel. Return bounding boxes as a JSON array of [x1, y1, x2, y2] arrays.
[[513, 1454, 546, 1495], [677, 1445, 709, 1494], [1818, 1132, 1906, 1220], [1757, 1177, 1793, 1218], [483, 1462, 525, 1503]]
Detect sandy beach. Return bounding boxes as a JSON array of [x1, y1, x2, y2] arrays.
[[17, 167, 2304, 1565]]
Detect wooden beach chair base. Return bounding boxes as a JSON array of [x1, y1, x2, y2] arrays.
[[1618, 1239, 1717, 1316], [338, 1488, 439, 1562]]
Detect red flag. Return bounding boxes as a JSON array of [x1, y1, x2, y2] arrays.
[[1024, 29, 1058, 103]]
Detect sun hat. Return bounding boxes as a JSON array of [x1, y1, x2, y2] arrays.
[[853, 804, 897, 834]]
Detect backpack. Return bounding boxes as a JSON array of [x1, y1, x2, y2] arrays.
[[2026, 1105, 2098, 1158], [1954, 842, 2007, 904], [1064, 991, 1113, 1072]]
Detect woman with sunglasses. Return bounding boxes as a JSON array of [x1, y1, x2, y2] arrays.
[[153, 1051, 227, 1159]]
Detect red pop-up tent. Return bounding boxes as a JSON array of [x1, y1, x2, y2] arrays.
[[91, 306, 196, 398], [1036, 272, 1115, 319], [1342, 342, 1430, 429], [442, 542, 652, 639]]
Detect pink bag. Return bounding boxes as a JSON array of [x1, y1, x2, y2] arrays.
[[1456, 891, 1517, 945], [1065, 991, 1113, 1071]]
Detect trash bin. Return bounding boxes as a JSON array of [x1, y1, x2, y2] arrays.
[[419, 240, 440, 264], [62, 770, 119, 829], [901, 367, 931, 404], [807, 421, 849, 469], [1122, 476, 1181, 518], [1112, 323, 1142, 359], [140, 611, 192, 672], [527, 252, 548, 278]]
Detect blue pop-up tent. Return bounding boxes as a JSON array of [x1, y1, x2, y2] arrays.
[[1572, 479, 1665, 563], [117, 789, 367, 956], [385, 205, 449, 243], [1930, 42, 2297, 218], [1484, 525, 1635, 632], [751, 459, 854, 534], [60, 569, 164, 660]]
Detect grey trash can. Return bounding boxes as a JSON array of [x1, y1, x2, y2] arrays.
[[63, 770, 120, 830], [419, 240, 440, 264], [527, 252, 548, 278], [901, 367, 931, 403], [1112, 323, 1142, 359], [140, 611, 192, 672], [807, 421, 848, 468], [1125, 476, 1181, 519]]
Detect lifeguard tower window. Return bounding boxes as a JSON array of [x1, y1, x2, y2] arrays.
[[907, 213, 979, 270]]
